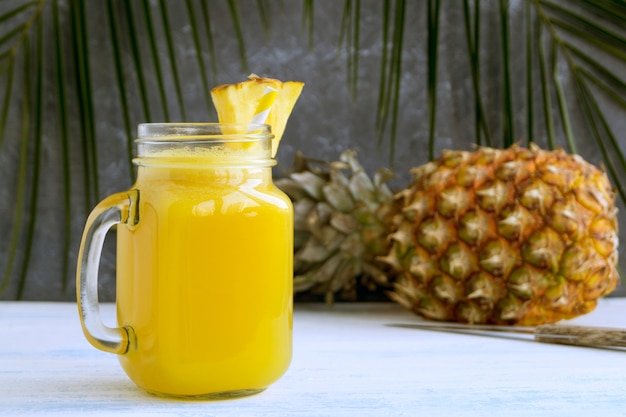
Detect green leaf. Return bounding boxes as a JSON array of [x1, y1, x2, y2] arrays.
[[464, 0, 491, 147], [302, 0, 314, 51], [0, 2, 37, 25], [227, 0, 249, 73], [536, 15, 557, 149], [158, 0, 187, 120], [525, 1, 533, 146], [0, 56, 29, 295], [69, 0, 98, 211], [16, 11, 43, 299], [375, 0, 406, 163], [375, 0, 391, 146], [141, 0, 170, 121], [575, 0, 626, 23], [199, 0, 218, 87], [533, 0, 626, 190], [566, 42, 626, 95], [549, 17, 626, 61], [499, 0, 514, 147], [185, 0, 212, 115], [337, 0, 360, 101], [1, 0, 626, 300], [0, 54, 14, 148], [0, 25, 28, 51], [551, 43, 576, 153], [427, 0, 441, 159], [581, 68, 626, 111], [52, 0, 71, 291], [106, 0, 133, 175], [122, 1, 152, 122], [574, 77, 626, 202], [387, 0, 405, 163], [257, 0, 272, 40], [540, 0, 626, 52]]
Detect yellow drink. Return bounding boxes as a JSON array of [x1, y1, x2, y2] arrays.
[[115, 159, 293, 397], [76, 124, 295, 399]]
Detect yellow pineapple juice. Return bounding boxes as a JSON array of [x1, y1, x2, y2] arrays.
[[77, 124, 293, 399]]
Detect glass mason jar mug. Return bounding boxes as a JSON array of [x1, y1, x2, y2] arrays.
[[76, 123, 294, 399]]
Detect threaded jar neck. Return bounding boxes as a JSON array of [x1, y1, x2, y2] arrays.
[[134, 123, 276, 168]]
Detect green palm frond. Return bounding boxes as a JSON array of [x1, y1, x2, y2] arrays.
[[427, 0, 441, 159], [0, 0, 45, 297], [337, 0, 360, 101], [52, 0, 71, 292], [375, 0, 405, 160], [141, 0, 171, 121], [158, 0, 186, 120], [302, 0, 314, 51], [499, 0, 514, 147], [106, 0, 133, 175], [370, 0, 626, 175], [412, 0, 626, 191], [464, 0, 491, 147], [227, 0, 249, 73], [0, 0, 258, 298], [1, 0, 625, 299], [533, 0, 626, 200]]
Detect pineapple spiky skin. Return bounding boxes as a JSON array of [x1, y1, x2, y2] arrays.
[[384, 144, 619, 325], [279, 144, 618, 324], [276, 150, 396, 303]]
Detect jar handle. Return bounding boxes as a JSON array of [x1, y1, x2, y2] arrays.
[[76, 190, 139, 355]]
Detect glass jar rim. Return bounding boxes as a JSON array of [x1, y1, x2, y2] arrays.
[[134, 123, 275, 168], [137, 123, 272, 142]]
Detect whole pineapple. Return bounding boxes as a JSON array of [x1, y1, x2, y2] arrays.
[[385, 144, 619, 325], [281, 144, 619, 325]]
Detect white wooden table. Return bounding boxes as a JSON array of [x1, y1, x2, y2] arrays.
[[1, 300, 626, 416]]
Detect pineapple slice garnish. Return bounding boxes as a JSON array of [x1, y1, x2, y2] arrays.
[[211, 74, 304, 157]]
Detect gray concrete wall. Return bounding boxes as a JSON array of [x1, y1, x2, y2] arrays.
[[1, 0, 625, 300]]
